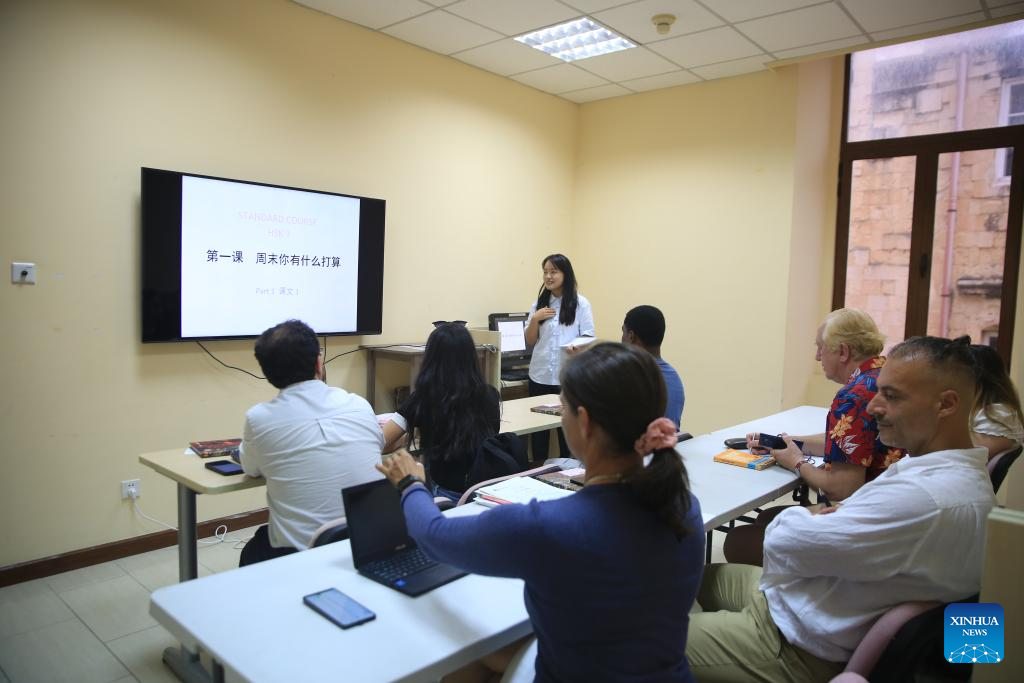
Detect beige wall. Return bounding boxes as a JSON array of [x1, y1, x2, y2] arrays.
[[0, 0, 576, 566], [573, 61, 843, 435]]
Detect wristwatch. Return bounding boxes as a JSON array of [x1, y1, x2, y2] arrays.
[[396, 474, 424, 493]]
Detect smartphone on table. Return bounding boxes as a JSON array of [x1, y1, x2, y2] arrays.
[[204, 460, 243, 476], [304, 588, 376, 629]]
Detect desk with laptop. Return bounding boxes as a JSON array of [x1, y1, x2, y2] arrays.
[[150, 405, 826, 683]]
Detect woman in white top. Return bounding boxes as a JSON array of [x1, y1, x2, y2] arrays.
[[525, 253, 594, 459], [970, 344, 1024, 460]]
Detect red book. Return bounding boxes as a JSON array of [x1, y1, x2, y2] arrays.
[[189, 438, 241, 458]]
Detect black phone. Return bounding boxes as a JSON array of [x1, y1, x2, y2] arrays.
[[204, 460, 243, 476], [303, 588, 376, 629], [724, 437, 748, 450], [755, 433, 789, 450]]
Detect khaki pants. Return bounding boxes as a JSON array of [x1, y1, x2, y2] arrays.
[[686, 564, 844, 683]]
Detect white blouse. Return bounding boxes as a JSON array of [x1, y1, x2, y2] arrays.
[[971, 403, 1024, 443], [527, 293, 594, 385]]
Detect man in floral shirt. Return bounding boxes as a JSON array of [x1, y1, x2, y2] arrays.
[[724, 308, 904, 565]]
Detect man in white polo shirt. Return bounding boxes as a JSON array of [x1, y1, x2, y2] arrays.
[[685, 335, 995, 682], [239, 319, 383, 566]]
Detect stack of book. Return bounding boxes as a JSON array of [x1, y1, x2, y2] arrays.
[[189, 438, 241, 458], [713, 449, 776, 470]]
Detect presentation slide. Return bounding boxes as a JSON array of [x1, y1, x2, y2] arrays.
[[180, 176, 360, 338]]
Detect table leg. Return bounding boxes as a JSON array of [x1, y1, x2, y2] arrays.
[[162, 645, 211, 683], [177, 483, 198, 582]]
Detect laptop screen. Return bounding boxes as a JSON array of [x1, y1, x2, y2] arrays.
[[343, 479, 416, 566]]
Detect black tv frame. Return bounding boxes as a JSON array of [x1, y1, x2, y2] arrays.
[[141, 167, 385, 343]]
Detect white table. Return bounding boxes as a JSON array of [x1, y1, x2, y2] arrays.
[[149, 405, 827, 683], [151, 505, 529, 683]]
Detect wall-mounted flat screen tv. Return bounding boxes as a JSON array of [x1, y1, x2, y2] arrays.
[[141, 167, 385, 342]]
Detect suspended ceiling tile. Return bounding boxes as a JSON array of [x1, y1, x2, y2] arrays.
[[699, 0, 826, 23], [736, 4, 863, 52], [841, 0, 984, 34], [690, 54, 770, 79], [870, 12, 988, 42], [453, 38, 563, 75], [620, 69, 703, 92], [560, 83, 634, 103], [574, 46, 680, 81], [648, 26, 764, 67], [594, 0, 723, 45], [445, 0, 580, 35], [511, 64, 609, 94], [294, 0, 433, 30], [383, 11, 502, 54], [771, 35, 866, 60]]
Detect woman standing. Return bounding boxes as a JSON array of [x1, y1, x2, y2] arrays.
[[377, 343, 704, 683], [382, 323, 500, 502], [525, 253, 594, 460]]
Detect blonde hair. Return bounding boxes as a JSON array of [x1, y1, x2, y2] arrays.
[[821, 308, 885, 359]]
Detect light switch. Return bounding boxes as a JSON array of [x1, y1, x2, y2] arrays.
[[11, 262, 36, 285]]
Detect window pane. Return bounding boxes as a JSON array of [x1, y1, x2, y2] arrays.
[[926, 149, 1011, 343], [844, 157, 916, 349], [848, 20, 1024, 142]]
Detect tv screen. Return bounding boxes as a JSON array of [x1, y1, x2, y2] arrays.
[[141, 167, 385, 342]]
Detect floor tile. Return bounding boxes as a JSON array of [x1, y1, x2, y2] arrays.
[[0, 663, 9, 682], [116, 548, 211, 592], [107, 626, 180, 683], [59, 576, 156, 642], [0, 584, 76, 639], [0, 619, 128, 683], [44, 563, 126, 593], [195, 536, 250, 574], [112, 677, 138, 683], [0, 579, 53, 605]]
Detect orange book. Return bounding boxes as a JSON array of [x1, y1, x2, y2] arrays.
[[713, 449, 776, 470]]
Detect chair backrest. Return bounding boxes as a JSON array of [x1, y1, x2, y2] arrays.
[[862, 595, 978, 683], [308, 517, 348, 548], [457, 463, 562, 506], [464, 432, 530, 489], [844, 601, 939, 676], [987, 444, 1022, 494]]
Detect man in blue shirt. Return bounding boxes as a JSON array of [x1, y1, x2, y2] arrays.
[[622, 305, 685, 427]]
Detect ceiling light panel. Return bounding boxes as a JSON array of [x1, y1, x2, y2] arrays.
[[515, 17, 636, 62]]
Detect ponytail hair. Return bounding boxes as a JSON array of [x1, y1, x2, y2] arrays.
[[560, 343, 692, 540]]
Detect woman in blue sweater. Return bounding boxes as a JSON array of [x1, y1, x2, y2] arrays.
[[378, 343, 705, 683]]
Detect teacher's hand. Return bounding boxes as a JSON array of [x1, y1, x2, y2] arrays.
[[534, 307, 556, 322], [376, 449, 425, 486]]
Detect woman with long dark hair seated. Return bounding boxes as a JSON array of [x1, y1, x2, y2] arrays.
[[382, 322, 500, 502], [378, 343, 705, 683]]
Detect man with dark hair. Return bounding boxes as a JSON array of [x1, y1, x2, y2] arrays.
[[239, 319, 383, 566], [685, 336, 995, 683], [622, 305, 685, 427]]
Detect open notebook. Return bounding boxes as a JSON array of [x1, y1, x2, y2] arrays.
[[473, 476, 575, 507]]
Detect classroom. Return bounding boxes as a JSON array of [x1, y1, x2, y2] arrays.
[[2, 1, 1023, 682]]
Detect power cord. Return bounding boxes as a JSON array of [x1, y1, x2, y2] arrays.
[[127, 488, 253, 547]]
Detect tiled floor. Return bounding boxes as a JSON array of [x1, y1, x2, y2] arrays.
[[0, 527, 258, 683]]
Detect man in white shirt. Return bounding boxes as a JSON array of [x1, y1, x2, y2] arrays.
[[239, 319, 383, 566], [685, 335, 995, 682]]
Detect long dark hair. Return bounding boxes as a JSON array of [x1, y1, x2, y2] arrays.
[[971, 344, 1024, 434], [560, 343, 692, 540], [405, 323, 496, 465], [536, 253, 579, 326]]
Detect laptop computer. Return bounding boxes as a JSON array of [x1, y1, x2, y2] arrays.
[[342, 479, 467, 597]]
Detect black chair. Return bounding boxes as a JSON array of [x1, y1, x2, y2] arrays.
[[308, 518, 349, 548], [988, 444, 1022, 494]]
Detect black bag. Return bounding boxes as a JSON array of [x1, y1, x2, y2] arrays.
[[465, 433, 529, 489]]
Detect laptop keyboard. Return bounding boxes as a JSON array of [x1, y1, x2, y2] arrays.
[[363, 548, 436, 582]]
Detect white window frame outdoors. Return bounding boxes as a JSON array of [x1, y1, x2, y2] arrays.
[[995, 77, 1024, 185]]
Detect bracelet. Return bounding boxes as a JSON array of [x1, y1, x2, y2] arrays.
[[396, 474, 423, 493], [794, 460, 806, 476]]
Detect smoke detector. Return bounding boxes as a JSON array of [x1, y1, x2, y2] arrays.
[[652, 14, 676, 35]]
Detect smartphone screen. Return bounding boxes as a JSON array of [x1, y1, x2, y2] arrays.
[[304, 588, 376, 629], [205, 460, 243, 476]]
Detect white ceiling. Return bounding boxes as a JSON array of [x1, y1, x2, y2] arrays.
[[294, 0, 1024, 102]]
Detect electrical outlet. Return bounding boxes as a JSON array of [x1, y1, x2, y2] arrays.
[[121, 479, 141, 499]]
